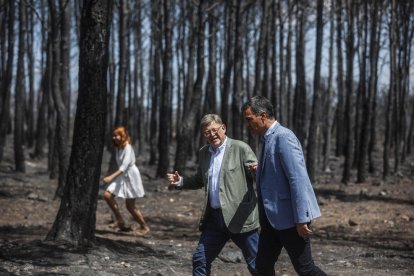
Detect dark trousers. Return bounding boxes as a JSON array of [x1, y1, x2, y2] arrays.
[[256, 217, 326, 276], [192, 208, 259, 276]]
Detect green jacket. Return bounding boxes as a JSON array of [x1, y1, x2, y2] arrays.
[[183, 137, 259, 233]]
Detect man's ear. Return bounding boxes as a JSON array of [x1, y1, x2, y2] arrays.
[[260, 112, 267, 120]]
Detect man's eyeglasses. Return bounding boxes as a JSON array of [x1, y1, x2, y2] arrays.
[[202, 125, 223, 137]]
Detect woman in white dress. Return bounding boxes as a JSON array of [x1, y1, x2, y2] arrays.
[[103, 126, 150, 236]]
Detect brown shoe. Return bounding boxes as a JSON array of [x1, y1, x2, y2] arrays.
[[108, 222, 119, 229], [108, 221, 130, 232], [133, 228, 150, 236]]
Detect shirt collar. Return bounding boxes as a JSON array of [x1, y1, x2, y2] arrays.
[[263, 121, 278, 142], [209, 136, 227, 154]]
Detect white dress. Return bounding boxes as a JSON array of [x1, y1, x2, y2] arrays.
[[106, 144, 145, 198]]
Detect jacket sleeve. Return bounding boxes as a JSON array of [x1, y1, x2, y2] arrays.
[[278, 132, 312, 224], [182, 165, 205, 190], [242, 143, 258, 181]]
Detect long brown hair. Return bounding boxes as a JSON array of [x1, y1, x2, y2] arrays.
[[112, 126, 131, 149]]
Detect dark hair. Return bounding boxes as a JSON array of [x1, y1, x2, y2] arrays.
[[242, 96, 275, 119]]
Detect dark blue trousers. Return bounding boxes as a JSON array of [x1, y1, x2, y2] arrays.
[[192, 208, 259, 276], [256, 217, 326, 276]]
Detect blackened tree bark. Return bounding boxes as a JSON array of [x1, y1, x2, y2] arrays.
[[106, 24, 115, 149], [174, 0, 205, 173], [46, 0, 113, 247], [107, 0, 129, 174], [156, 0, 173, 177], [407, 96, 414, 155], [292, 0, 307, 145], [34, 72, 48, 159], [149, 0, 161, 165], [270, 0, 277, 118], [0, 2, 5, 76], [26, 0, 35, 148], [232, 0, 244, 140], [114, 0, 128, 127], [14, 0, 26, 172], [60, 0, 71, 137], [205, 3, 218, 115], [368, 11, 383, 173], [33, 2, 49, 159], [341, 0, 355, 184], [306, 0, 324, 182], [353, 6, 367, 170], [49, 0, 70, 197], [342, 0, 356, 184], [253, 0, 270, 97], [221, 0, 235, 126], [398, 1, 414, 164], [357, 2, 379, 183], [277, 0, 285, 123], [286, 0, 294, 128], [335, 0, 345, 157], [0, 0, 15, 163], [383, 0, 397, 179], [322, 0, 335, 172]]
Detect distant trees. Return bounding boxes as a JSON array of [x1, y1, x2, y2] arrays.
[[0, 0, 413, 196]]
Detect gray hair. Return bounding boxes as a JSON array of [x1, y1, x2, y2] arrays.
[[200, 114, 223, 130]]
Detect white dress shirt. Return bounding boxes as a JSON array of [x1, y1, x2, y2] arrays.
[[208, 137, 227, 209]]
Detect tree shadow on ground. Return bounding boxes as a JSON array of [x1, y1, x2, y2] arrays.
[[145, 215, 200, 241], [0, 236, 173, 269], [315, 188, 414, 205]]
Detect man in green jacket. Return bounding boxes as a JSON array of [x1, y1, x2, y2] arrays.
[[166, 114, 259, 276]]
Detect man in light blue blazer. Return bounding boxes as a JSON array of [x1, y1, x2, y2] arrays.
[[242, 96, 326, 276]]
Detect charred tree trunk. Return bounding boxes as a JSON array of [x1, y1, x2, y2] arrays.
[[342, 0, 356, 184], [26, 1, 35, 148], [232, 0, 244, 140], [384, 0, 397, 179], [114, 0, 128, 127], [205, 5, 218, 115], [335, 0, 345, 157], [174, 0, 204, 173], [106, 26, 115, 149], [149, 0, 161, 165], [14, 0, 26, 172], [221, 1, 235, 125], [46, 0, 113, 247], [0, 0, 15, 163], [368, 11, 383, 173], [358, 3, 379, 183], [49, 0, 70, 197], [33, 3, 49, 159], [292, 1, 307, 145], [61, 0, 71, 137], [322, 0, 335, 172], [286, 0, 294, 128], [253, 0, 270, 97], [306, 0, 324, 182], [156, 0, 173, 177]]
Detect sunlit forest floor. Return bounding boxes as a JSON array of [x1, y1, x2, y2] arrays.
[[0, 140, 413, 275]]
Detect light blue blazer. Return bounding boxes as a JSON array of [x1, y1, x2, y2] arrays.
[[256, 122, 321, 230]]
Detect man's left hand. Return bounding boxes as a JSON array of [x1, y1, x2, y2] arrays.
[[296, 223, 313, 238]]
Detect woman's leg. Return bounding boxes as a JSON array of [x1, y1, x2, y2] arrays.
[[125, 198, 150, 233], [103, 191, 125, 227]]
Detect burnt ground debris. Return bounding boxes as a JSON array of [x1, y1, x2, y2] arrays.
[[0, 145, 413, 276]]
